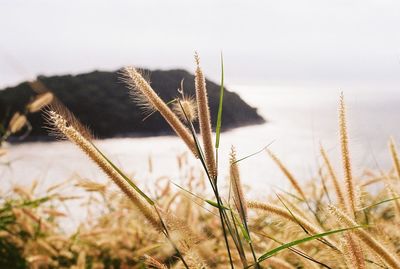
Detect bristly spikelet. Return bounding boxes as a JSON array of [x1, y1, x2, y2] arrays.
[[46, 110, 160, 230], [126, 69, 156, 116], [173, 97, 197, 122], [339, 93, 357, 217], [121, 67, 198, 157], [194, 53, 217, 180], [329, 205, 400, 269], [343, 234, 366, 269], [230, 146, 247, 223], [267, 150, 307, 201], [46, 102, 93, 141], [143, 255, 168, 269], [389, 137, 400, 179], [247, 201, 322, 236], [320, 145, 346, 209]]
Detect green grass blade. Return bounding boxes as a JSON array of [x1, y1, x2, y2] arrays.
[[359, 196, 400, 211], [215, 53, 224, 149], [257, 226, 365, 263], [232, 141, 274, 165], [92, 143, 154, 205], [171, 182, 228, 211], [205, 199, 230, 210]]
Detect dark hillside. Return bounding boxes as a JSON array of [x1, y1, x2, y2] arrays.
[[0, 69, 265, 141]]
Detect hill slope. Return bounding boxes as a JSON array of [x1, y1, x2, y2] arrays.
[[0, 69, 265, 140]]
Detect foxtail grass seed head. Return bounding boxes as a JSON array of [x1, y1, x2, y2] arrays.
[[46, 110, 161, 230], [143, 255, 168, 269], [329, 205, 400, 269], [339, 93, 357, 217], [121, 67, 198, 157], [267, 150, 306, 201], [27, 92, 54, 113], [8, 112, 27, 134], [194, 53, 217, 179], [343, 233, 366, 269], [248, 201, 322, 236], [389, 137, 400, 179], [173, 97, 197, 122], [320, 145, 346, 209], [230, 146, 247, 223]]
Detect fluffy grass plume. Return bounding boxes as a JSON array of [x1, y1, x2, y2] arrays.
[[267, 150, 307, 201], [194, 53, 217, 180], [122, 67, 197, 157], [329, 205, 400, 269], [230, 146, 247, 223], [8, 112, 27, 134], [27, 92, 54, 113], [320, 145, 346, 209], [339, 93, 357, 217], [46, 110, 160, 229], [389, 137, 400, 179]]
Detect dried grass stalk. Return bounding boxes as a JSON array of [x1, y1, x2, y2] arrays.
[[9, 112, 27, 134], [27, 92, 54, 113], [267, 150, 306, 201], [329, 205, 400, 269], [248, 201, 322, 236], [230, 146, 247, 223], [47, 110, 160, 230], [339, 93, 357, 216], [320, 145, 346, 209], [143, 255, 168, 269], [122, 67, 197, 157], [343, 234, 366, 269], [194, 53, 217, 179], [389, 137, 400, 180]]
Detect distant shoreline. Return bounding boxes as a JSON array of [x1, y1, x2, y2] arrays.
[[8, 117, 266, 144]]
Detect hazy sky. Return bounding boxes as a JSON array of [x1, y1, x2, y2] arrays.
[[1, 0, 399, 88]]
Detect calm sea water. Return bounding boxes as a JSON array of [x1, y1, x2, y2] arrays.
[[1, 82, 399, 218]]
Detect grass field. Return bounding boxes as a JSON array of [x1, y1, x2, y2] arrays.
[[1, 56, 400, 269]]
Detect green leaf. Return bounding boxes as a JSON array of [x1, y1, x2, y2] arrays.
[[92, 143, 154, 205], [257, 226, 365, 263], [359, 196, 400, 211], [215, 53, 224, 149], [205, 199, 230, 210], [232, 142, 274, 165]]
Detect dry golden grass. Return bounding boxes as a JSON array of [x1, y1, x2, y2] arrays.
[[1, 56, 400, 269]]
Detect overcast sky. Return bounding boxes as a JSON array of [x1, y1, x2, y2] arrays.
[[0, 0, 399, 88]]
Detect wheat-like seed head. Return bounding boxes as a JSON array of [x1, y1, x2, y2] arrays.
[[46, 110, 161, 230], [27, 92, 54, 113], [320, 145, 346, 210], [230, 146, 247, 223], [389, 137, 400, 180], [8, 112, 27, 134], [267, 150, 306, 201], [342, 233, 366, 269], [339, 93, 357, 218], [248, 201, 323, 237], [143, 255, 168, 269], [173, 97, 197, 122], [329, 205, 400, 269], [194, 53, 217, 180], [121, 67, 198, 157]]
